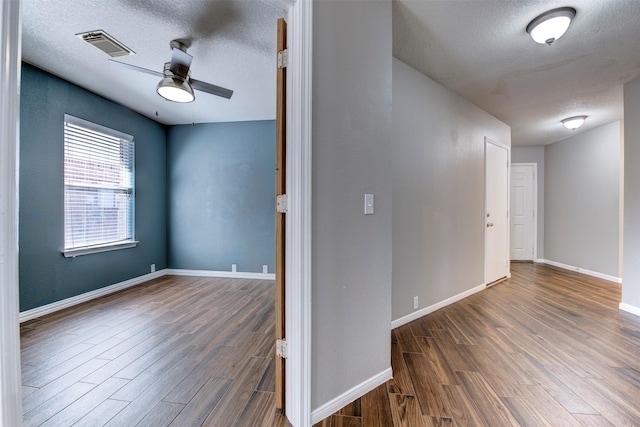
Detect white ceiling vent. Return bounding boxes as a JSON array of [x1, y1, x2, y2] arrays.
[[76, 30, 134, 57]]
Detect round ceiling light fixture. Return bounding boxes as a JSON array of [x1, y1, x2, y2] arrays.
[[526, 7, 576, 46], [156, 63, 195, 103], [562, 115, 587, 130], [157, 77, 195, 103]]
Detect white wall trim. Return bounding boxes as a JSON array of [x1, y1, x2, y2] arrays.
[[19, 268, 279, 323], [619, 302, 640, 317], [165, 269, 275, 280], [19, 270, 166, 323], [539, 259, 622, 283], [391, 283, 486, 329], [0, 0, 24, 424], [310, 368, 392, 425], [285, 0, 313, 425]]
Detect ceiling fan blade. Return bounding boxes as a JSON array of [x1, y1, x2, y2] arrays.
[[191, 78, 233, 99], [170, 47, 193, 76], [108, 59, 164, 78]]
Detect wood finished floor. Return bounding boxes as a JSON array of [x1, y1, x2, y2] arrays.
[[315, 262, 640, 427], [20, 275, 290, 427]]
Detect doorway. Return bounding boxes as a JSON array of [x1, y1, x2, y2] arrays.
[[510, 163, 537, 261], [1, 1, 313, 426], [484, 138, 510, 285]]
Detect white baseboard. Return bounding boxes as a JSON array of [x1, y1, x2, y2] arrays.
[[19, 270, 166, 323], [311, 367, 392, 424], [620, 302, 640, 317], [19, 268, 275, 323], [165, 269, 275, 280], [391, 283, 486, 329], [539, 259, 622, 283]]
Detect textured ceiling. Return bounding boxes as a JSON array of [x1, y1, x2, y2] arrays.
[[394, 0, 640, 146], [22, 0, 284, 125], [23, 1, 640, 145]]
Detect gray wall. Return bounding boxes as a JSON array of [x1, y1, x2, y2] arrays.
[[392, 58, 510, 321], [623, 78, 640, 308], [511, 147, 545, 260], [167, 121, 275, 272], [545, 121, 622, 277], [19, 63, 167, 311], [312, 0, 393, 411]]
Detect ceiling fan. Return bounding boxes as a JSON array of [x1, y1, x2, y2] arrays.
[[110, 40, 233, 103]]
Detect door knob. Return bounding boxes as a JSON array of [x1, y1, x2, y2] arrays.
[[487, 222, 494, 227]]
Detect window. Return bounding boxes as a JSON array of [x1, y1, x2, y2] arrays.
[[63, 115, 137, 257]]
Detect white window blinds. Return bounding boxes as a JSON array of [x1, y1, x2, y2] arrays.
[[64, 115, 135, 252]]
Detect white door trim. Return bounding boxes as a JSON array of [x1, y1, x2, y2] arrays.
[[0, 0, 24, 425], [283, 0, 313, 425], [1, 0, 313, 426], [248, 1, 314, 424], [511, 162, 538, 261]]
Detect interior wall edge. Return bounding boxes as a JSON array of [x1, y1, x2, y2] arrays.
[[0, 0, 24, 423]]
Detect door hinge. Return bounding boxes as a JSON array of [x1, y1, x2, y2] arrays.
[[276, 194, 288, 213], [276, 339, 288, 358], [277, 49, 288, 69]]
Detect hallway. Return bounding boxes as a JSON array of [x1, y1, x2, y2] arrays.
[[316, 262, 640, 426]]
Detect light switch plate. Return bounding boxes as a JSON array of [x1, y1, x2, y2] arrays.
[[364, 194, 374, 215]]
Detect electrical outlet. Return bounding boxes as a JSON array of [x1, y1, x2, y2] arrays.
[[150, 264, 156, 273], [263, 265, 268, 273], [413, 296, 419, 310], [232, 264, 237, 273]]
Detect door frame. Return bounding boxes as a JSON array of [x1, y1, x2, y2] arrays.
[[281, 1, 313, 425], [510, 162, 538, 261], [484, 137, 511, 285], [0, 0, 23, 425], [0, 1, 314, 426], [275, 16, 286, 411]]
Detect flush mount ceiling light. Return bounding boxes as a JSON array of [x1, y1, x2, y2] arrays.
[[562, 115, 587, 130], [526, 7, 576, 46], [156, 63, 195, 103]]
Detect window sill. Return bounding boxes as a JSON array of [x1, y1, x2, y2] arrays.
[[62, 241, 138, 258]]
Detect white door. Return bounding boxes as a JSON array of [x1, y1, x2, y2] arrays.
[[510, 164, 536, 261], [485, 140, 509, 284]]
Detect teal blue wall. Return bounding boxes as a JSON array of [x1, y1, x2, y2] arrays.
[[167, 121, 275, 272], [19, 64, 276, 312], [20, 63, 168, 311]]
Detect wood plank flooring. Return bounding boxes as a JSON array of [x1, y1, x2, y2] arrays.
[[315, 262, 640, 427], [20, 275, 290, 427]]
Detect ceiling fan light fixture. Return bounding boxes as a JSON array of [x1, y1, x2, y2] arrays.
[[156, 76, 195, 103], [526, 7, 576, 46], [562, 115, 587, 130]]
